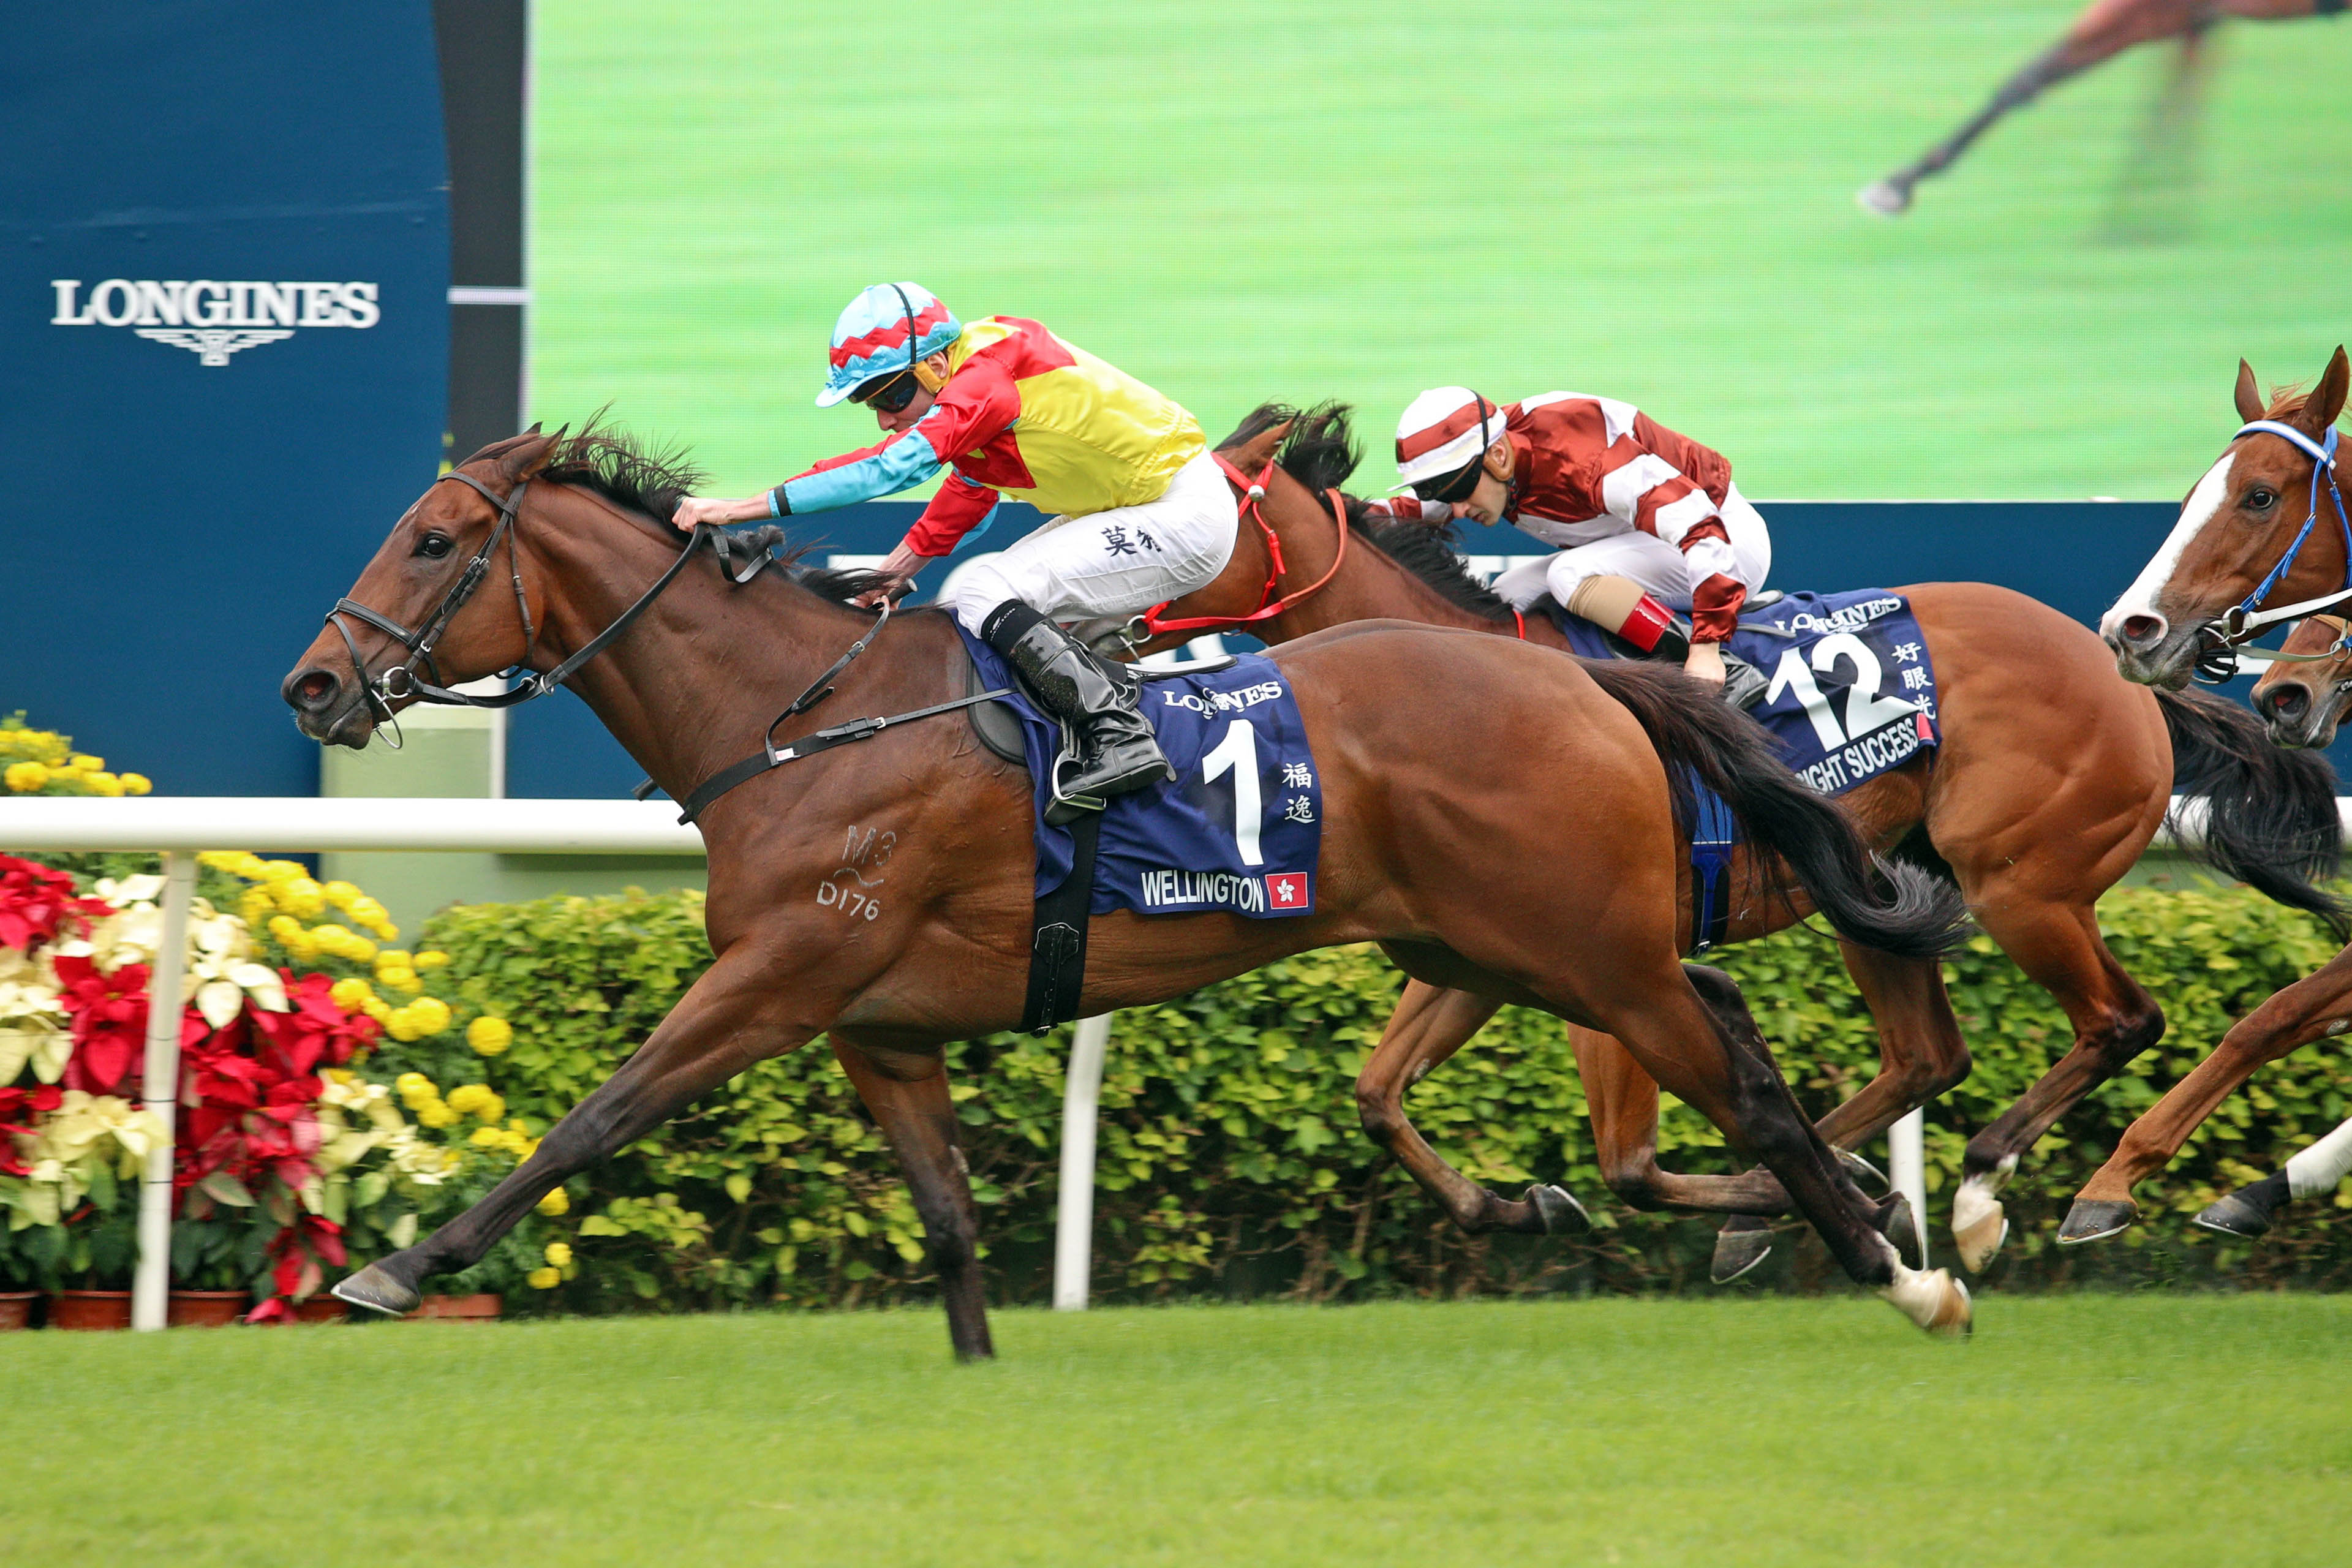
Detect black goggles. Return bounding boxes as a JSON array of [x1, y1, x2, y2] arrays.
[[852, 369, 922, 413], [1411, 455, 1488, 505]]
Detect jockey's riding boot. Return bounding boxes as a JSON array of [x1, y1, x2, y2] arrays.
[[982, 601, 1175, 824]]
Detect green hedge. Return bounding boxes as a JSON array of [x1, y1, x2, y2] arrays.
[[365, 881, 2352, 1312]]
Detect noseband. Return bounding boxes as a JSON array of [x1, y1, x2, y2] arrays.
[[323, 470, 744, 736], [2192, 420, 2351, 683]]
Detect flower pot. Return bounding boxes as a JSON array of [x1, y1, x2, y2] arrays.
[[0, 1291, 38, 1330], [294, 1294, 347, 1324], [413, 1292, 502, 1321], [48, 1290, 134, 1330], [167, 1290, 250, 1328]]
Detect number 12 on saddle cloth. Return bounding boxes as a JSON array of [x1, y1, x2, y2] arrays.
[[1551, 588, 1941, 796], [958, 628, 1323, 917]]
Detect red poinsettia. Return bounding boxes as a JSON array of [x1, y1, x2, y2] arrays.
[[51, 955, 150, 1096], [248, 970, 379, 1077], [0, 856, 108, 951], [245, 1214, 347, 1323], [176, 1013, 328, 1197], [0, 1083, 63, 1177]]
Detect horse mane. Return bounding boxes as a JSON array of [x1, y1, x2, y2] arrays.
[[1215, 401, 1363, 494], [2264, 383, 2318, 421], [529, 415, 709, 530], [1355, 516, 1520, 623]]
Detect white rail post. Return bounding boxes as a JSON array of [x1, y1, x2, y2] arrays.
[[1890, 1106, 1928, 1270], [131, 851, 198, 1332], [1052, 1013, 1113, 1311]]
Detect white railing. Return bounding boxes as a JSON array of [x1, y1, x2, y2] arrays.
[[17, 786, 2331, 1322]]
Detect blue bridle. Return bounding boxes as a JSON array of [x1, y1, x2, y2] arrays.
[[2193, 420, 2352, 681]]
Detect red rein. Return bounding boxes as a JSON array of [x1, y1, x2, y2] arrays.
[[1139, 453, 1352, 638]]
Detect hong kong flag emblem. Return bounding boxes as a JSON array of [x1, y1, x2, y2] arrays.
[[1264, 872, 1311, 911]]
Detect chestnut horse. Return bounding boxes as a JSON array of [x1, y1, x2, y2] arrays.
[[1117, 404, 2342, 1281], [2065, 390, 2352, 1240], [288, 426, 1975, 1351], [1858, 1, 2335, 216]]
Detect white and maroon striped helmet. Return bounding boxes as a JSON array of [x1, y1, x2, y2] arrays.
[[1393, 386, 1504, 490]]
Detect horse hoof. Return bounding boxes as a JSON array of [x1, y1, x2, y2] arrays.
[[2057, 1198, 2136, 1246], [1881, 1264, 1972, 1337], [1856, 179, 1912, 216], [1836, 1147, 1890, 1194], [1710, 1226, 1774, 1285], [1877, 1193, 1923, 1269], [333, 1263, 421, 1317], [2193, 1192, 2272, 1240], [1950, 1177, 2009, 1273], [1526, 1184, 1591, 1235]]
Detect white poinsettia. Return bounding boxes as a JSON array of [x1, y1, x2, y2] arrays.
[[55, 886, 288, 1026], [18, 1091, 167, 1210], [0, 946, 69, 1085]]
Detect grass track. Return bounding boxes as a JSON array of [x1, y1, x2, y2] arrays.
[[10, 1295, 2349, 1564], [535, 1, 2352, 501]]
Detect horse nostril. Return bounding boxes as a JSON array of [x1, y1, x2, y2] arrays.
[[285, 666, 343, 713], [2119, 614, 2166, 648], [2258, 684, 2310, 723]]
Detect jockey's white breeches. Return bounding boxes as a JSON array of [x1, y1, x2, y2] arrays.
[[940, 450, 1240, 635], [1490, 483, 1772, 617]]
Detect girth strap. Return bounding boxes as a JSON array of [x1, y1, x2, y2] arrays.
[[1020, 807, 1102, 1035]]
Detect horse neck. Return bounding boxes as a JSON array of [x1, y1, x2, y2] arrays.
[[518, 489, 874, 801], [1255, 483, 1528, 643]]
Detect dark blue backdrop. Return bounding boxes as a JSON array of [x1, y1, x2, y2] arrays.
[[1, 2, 448, 795], [508, 496, 2337, 796]]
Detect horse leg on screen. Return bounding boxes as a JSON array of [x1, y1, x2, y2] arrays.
[[338, 944, 830, 1314], [1861, 0, 2205, 213], [830, 1035, 993, 1360], [1811, 943, 1973, 1148], [2059, 944, 2352, 1243], [1570, 1023, 1792, 1217], [1947, 895, 2163, 1270], [1355, 983, 1586, 1235]]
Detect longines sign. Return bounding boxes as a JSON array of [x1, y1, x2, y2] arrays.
[[48, 277, 382, 365]]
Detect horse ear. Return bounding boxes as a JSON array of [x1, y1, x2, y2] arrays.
[[2234, 360, 2265, 425], [504, 424, 568, 481], [2296, 347, 2350, 438]]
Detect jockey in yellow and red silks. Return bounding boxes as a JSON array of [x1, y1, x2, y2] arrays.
[[674, 283, 1238, 816]]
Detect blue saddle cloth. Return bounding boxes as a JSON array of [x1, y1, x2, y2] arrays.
[[959, 627, 1323, 917], [1550, 588, 1940, 796]]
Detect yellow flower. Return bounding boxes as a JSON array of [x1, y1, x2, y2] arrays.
[[85, 772, 124, 797], [543, 1242, 572, 1268], [236, 888, 273, 925], [375, 964, 421, 994], [415, 1101, 459, 1129], [361, 997, 393, 1023], [412, 950, 450, 971], [383, 1007, 424, 1042], [526, 1266, 560, 1289], [445, 1084, 492, 1115], [537, 1187, 570, 1216], [466, 1016, 513, 1056], [373, 949, 412, 971], [278, 878, 326, 919], [69, 753, 103, 771], [4, 761, 49, 793], [328, 977, 376, 1012], [394, 1072, 434, 1097], [321, 880, 362, 908], [119, 774, 151, 796], [469, 1125, 507, 1148], [407, 997, 451, 1035], [258, 859, 306, 883]]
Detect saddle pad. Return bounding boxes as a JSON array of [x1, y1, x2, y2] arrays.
[[957, 627, 1323, 917], [1549, 588, 1940, 796]]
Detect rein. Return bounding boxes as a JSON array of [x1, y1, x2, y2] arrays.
[[1137, 453, 1351, 638], [2193, 420, 2352, 682]]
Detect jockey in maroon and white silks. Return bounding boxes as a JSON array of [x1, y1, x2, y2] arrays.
[[1366, 388, 1771, 693]]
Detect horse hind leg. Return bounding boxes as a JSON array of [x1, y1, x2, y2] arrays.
[[1354, 980, 1589, 1237]]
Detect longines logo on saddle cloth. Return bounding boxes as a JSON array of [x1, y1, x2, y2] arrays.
[[48, 277, 382, 366]]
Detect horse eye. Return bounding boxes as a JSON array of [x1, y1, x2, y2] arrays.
[[2247, 488, 2278, 511], [415, 532, 454, 560]]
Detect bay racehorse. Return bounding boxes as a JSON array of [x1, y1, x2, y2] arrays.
[[1110, 404, 2342, 1281], [288, 426, 1975, 1351], [1858, 1, 2337, 216], [2067, 359, 2352, 1240]]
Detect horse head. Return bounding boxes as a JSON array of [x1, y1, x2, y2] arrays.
[[2100, 347, 2351, 688], [2250, 614, 2352, 750]]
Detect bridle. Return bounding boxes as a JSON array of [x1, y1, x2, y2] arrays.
[[2192, 420, 2351, 683], [1132, 453, 1352, 639], [323, 468, 754, 742]]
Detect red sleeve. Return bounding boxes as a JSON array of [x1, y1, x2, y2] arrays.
[[904, 474, 1002, 557], [1689, 571, 1747, 643]]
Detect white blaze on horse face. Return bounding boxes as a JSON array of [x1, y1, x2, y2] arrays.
[[2100, 451, 2236, 639]]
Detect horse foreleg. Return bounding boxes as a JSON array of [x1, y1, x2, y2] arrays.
[[1951, 897, 2163, 1272], [2060, 944, 2352, 1244], [1571, 1025, 1793, 1216], [829, 1035, 993, 1361], [1812, 943, 1973, 1148], [1354, 984, 1586, 1235], [335, 943, 826, 1316], [1860, 0, 2207, 213]]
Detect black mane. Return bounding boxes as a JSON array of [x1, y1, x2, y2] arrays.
[[516, 415, 710, 529], [1215, 400, 1363, 494], [1355, 516, 1518, 623]]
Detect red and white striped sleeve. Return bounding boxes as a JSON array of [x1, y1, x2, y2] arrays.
[[1357, 496, 1452, 524], [1599, 451, 1744, 640]]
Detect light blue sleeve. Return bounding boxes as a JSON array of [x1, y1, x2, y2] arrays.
[[775, 409, 950, 515]]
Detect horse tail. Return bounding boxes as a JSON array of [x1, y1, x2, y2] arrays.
[[1578, 661, 1970, 959], [2157, 686, 2349, 937]]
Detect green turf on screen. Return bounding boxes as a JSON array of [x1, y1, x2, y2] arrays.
[[7, 1298, 2347, 1565], [530, 2, 2352, 504]]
